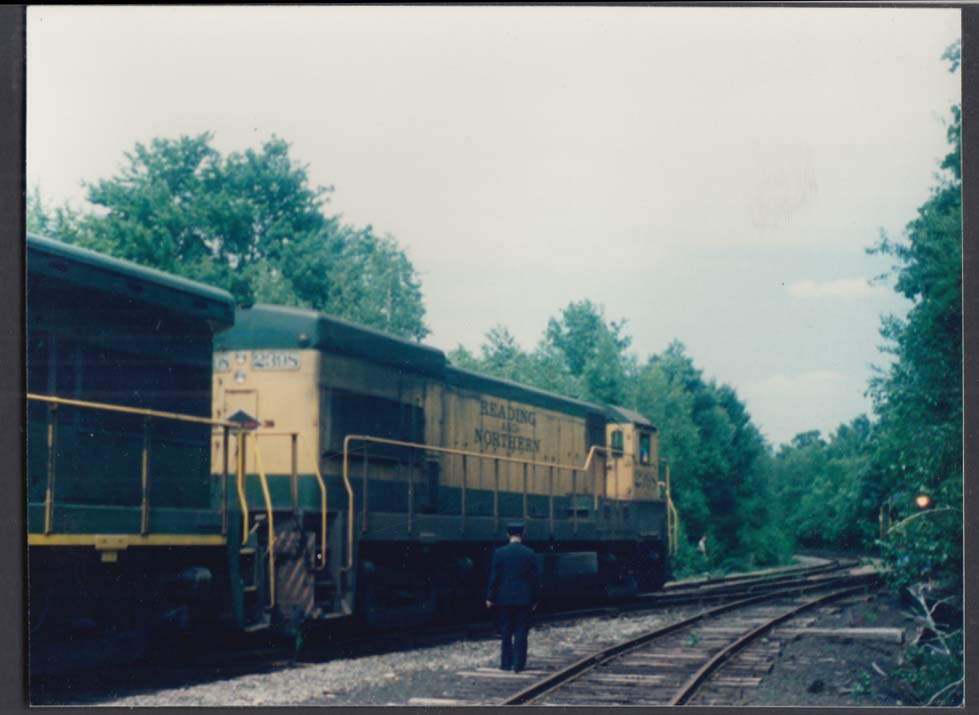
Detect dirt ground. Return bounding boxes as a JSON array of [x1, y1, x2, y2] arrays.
[[733, 589, 923, 707]]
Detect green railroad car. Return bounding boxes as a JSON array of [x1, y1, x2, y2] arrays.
[[27, 234, 239, 674]]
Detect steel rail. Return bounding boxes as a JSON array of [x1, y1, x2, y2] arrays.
[[660, 558, 855, 594], [502, 573, 878, 706], [670, 583, 871, 706], [643, 573, 847, 608]]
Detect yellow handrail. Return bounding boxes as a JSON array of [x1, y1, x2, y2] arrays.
[[28, 392, 240, 542], [340, 435, 626, 571], [252, 439, 276, 609], [140, 421, 150, 535], [312, 460, 328, 572], [244, 431, 329, 573], [228, 429, 323, 549], [664, 462, 679, 556], [236, 430, 249, 545], [28, 393, 237, 428], [43, 406, 56, 534]]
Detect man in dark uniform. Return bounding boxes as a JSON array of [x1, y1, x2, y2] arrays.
[[485, 521, 539, 672]]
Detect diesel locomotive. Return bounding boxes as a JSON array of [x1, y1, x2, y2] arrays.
[[212, 304, 678, 633], [27, 233, 678, 673]]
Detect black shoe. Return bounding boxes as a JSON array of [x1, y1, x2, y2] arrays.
[[513, 667, 524, 673]]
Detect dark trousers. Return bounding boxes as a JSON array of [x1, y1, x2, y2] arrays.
[[497, 605, 531, 671]]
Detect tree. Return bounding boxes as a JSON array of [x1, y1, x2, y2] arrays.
[[771, 416, 873, 550], [449, 324, 581, 396], [544, 300, 633, 404], [867, 89, 962, 587], [30, 133, 429, 341], [26, 186, 84, 242], [857, 44, 962, 707], [450, 299, 633, 404]]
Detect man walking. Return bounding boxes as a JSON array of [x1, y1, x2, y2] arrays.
[[485, 522, 539, 672]]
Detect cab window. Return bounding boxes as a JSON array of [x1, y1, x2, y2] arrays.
[[639, 432, 651, 465], [611, 430, 624, 453]]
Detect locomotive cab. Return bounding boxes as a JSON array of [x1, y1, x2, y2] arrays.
[[604, 407, 660, 502]]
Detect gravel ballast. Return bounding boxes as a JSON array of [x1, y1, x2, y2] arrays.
[[97, 610, 683, 707]]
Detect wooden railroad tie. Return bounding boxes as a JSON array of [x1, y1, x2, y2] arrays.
[[775, 627, 904, 643]]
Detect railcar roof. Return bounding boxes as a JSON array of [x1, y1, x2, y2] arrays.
[[218, 304, 447, 376], [27, 233, 235, 329]]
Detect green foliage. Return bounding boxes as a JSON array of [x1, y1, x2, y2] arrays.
[[667, 521, 710, 579], [893, 630, 963, 706], [633, 343, 787, 570], [450, 300, 632, 405], [852, 671, 873, 696], [28, 133, 428, 341], [878, 507, 962, 591], [545, 300, 633, 404], [26, 186, 84, 241], [771, 416, 873, 550], [867, 85, 961, 588], [772, 47, 962, 587]]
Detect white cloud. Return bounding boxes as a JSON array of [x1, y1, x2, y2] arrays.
[[787, 278, 880, 299]]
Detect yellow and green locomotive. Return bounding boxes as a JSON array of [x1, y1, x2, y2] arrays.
[[212, 304, 677, 632]]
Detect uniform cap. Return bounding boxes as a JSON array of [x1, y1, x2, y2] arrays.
[[506, 521, 525, 535]]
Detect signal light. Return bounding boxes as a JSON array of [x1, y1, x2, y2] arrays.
[[915, 493, 931, 509]]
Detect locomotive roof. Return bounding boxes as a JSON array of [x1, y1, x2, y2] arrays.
[[27, 233, 235, 329], [606, 405, 656, 430], [218, 304, 447, 376], [219, 305, 653, 426]]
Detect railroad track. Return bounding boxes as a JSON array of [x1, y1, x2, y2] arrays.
[[500, 576, 879, 706], [31, 558, 868, 705]]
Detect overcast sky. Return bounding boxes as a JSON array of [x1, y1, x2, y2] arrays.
[[27, 7, 961, 446]]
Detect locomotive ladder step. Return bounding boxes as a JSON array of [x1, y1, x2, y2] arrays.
[[242, 617, 271, 633], [243, 585, 258, 594], [240, 547, 256, 555]]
